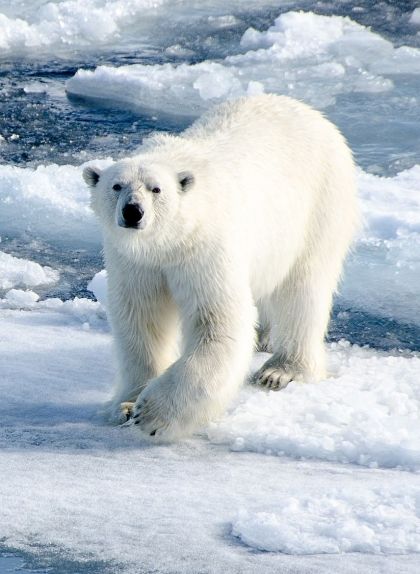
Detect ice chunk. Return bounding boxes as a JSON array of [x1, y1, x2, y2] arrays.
[[65, 11, 420, 114], [342, 165, 420, 324], [0, 293, 106, 328], [232, 490, 420, 554], [87, 270, 107, 307], [207, 15, 240, 30], [66, 61, 242, 116], [0, 251, 58, 290], [409, 8, 420, 26], [4, 288, 39, 307], [240, 10, 358, 55]]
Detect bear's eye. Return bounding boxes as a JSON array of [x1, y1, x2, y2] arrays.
[[112, 183, 122, 192], [151, 187, 161, 194]]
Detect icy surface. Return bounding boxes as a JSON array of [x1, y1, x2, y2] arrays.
[[0, 250, 58, 290], [66, 11, 420, 114], [3, 288, 40, 307], [209, 344, 420, 471], [1, 303, 420, 573], [232, 490, 420, 554]]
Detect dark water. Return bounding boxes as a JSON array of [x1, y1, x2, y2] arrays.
[[0, 550, 120, 574]]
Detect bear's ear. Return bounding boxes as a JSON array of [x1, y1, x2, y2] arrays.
[[178, 171, 195, 192], [83, 166, 101, 187]]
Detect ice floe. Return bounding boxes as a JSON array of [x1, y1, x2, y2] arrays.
[[0, 251, 58, 290], [67, 11, 420, 113]]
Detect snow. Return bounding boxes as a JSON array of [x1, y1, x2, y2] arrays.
[[66, 11, 420, 114], [0, 290, 105, 324], [232, 490, 420, 554], [208, 343, 420, 471], [358, 166, 420, 237], [1, 301, 420, 572], [0, 250, 58, 290]]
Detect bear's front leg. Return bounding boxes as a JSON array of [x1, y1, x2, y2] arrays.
[[131, 282, 256, 438], [104, 253, 180, 423]]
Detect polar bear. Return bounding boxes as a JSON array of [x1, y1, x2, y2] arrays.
[[83, 95, 359, 438]]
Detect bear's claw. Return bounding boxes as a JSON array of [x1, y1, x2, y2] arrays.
[[131, 394, 169, 436], [120, 401, 135, 421], [252, 366, 302, 390]]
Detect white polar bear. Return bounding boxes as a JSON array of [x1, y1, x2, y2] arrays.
[[83, 95, 359, 438]]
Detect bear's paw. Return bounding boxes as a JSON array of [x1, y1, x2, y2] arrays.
[[251, 365, 303, 390]]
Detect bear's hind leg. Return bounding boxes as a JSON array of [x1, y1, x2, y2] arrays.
[[256, 303, 272, 353], [252, 257, 339, 389]]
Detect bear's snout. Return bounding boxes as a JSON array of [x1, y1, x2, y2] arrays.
[[121, 203, 144, 229]]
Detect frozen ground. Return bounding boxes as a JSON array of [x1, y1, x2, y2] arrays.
[[1, 1, 420, 573], [1, 300, 420, 573]]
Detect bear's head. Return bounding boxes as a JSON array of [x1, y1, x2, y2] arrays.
[[83, 158, 194, 245]]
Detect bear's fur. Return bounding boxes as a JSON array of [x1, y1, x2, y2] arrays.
[[84, 95, 359, 438]]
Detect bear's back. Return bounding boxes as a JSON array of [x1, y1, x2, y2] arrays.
[[180, 95, 348, 177]]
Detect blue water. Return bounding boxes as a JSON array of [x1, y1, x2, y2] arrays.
[[0, 551, 119, 574], [0, 555, 39, 574]]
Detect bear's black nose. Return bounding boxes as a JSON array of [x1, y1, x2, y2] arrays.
[[122, 203, 144, 228]]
